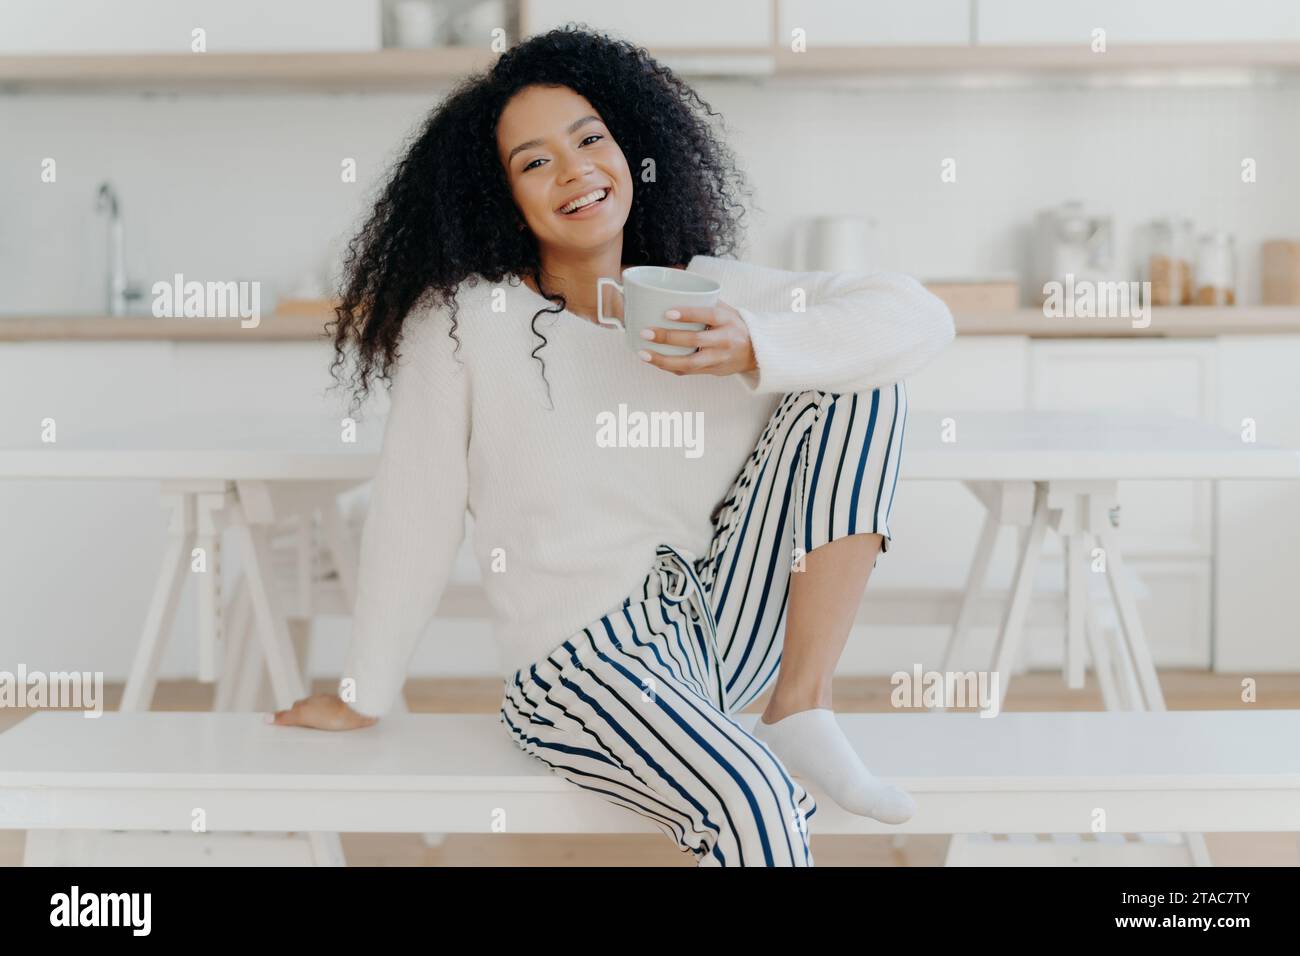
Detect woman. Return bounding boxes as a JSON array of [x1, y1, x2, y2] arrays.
[[274, 26, 955, 867]]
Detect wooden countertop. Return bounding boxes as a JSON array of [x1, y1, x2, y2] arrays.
[[3, 307, 1300, 341], [956, 306, 1300, 337], [0, 313, 334, 341]]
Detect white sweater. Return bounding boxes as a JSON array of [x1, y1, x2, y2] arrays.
[[340, 255, 955, 717]]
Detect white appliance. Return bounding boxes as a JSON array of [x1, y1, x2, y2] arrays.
[[789, 216, 883, 272]]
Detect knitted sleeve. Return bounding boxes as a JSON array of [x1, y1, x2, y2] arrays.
[[339, 305, 470, 718], [720, 261, 955, 395]]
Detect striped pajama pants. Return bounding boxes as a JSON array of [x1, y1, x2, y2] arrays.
[[499, 383, 908, 866]]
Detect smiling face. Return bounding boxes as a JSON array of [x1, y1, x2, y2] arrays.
[[497, 84, 633, 258]]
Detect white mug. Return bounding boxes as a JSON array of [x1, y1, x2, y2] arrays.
[[596, 266, 721, 356]]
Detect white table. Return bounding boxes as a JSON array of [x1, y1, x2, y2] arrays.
[[0, 411, 380, 712], [899, 410, 1300, 865], [901, 411, 1300, 712]]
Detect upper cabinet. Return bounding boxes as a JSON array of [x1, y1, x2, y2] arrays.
[[523, 0, 774, 48], [780, 0, 972, 46], [976, 0, 1300, 44], [0, 0, 383, 54], [3, 0, 1299, 91]]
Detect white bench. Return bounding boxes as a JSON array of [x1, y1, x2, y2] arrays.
[[3, 709, 1298, 865]]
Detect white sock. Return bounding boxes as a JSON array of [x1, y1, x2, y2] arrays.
[[752, 707, 916, 824]]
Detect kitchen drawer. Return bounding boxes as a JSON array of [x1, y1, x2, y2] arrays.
[[905, 335, 1029, 412], [780, 0, 973, 46], [1028, 340, 1217, 557]]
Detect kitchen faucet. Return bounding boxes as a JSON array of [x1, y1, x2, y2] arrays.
[[94, 182, 144, 316]]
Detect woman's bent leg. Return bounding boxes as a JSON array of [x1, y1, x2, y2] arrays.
[[697, 383, 907, 714], [499, 583, 816, 867]]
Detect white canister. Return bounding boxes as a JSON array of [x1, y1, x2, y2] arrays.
[[790, 216, 883, 272]]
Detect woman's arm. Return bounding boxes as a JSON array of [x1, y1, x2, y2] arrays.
[[338, 306, 471, 719], [694, 259, 955, 395]]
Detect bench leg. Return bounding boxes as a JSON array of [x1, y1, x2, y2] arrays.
[[307, 832, 347, 866], [944, 833, 993, 865], [22, 830, 63, 866], [1184, 832, 1213, 866]]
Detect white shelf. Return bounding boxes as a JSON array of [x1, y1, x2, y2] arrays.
[[776, 42, 1300, 74], [0, 48, 498, 93], [4, 42, 1300, 92]]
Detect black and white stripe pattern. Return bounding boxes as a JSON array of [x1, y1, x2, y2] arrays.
[[500, 384, 907, 866]]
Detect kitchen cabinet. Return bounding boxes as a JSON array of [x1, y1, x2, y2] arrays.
[[523, 0, 774, 48], [779, 0, 972, 46], [1214, 335, 1300, 672], [0, 0, 382, 54], [976, 0, 1300, 45]]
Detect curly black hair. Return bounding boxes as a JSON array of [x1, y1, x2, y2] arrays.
[[326, 24, 752, 415]]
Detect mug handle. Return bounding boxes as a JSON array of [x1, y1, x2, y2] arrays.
[[596, 277, 624, 330]]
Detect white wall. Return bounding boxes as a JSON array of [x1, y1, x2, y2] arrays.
[[2, 82, 1298, 314]]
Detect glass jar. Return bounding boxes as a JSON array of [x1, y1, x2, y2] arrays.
[[1147, 217, 1195, 307], [1146, 218, 1179, 306], [1194, 232, 1237, 306], [1176, 218, 1196, 304]]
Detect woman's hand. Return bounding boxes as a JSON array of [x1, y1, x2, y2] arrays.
[[268, 693, 378, 731], [636, 300, 757, 378]]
